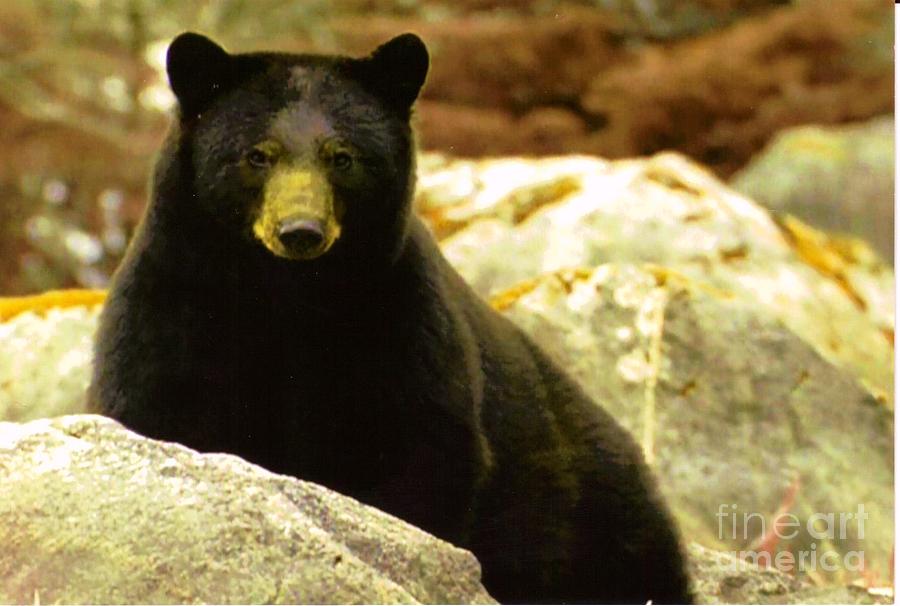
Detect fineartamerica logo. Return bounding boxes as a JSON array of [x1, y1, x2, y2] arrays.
[[715, 503, 868, 573]]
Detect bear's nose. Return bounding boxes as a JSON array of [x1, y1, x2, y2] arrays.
[[278, 217, 325, 252]]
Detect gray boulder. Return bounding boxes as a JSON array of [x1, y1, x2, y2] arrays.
[[0, 415, 495, 605], [0, 304, 99, 421], [418, 152, 894, 408], [491, 263, 893, 585], [730, 117, 894, 264]]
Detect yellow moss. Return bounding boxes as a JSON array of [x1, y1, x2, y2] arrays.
[[829, 234, 884, 268], [0, 289, 107, 321], [423, 211, 470, 241], [505, 176, 582, 225], [642, 264, 735, 300], [777, 215, 868, 309], [424, 175, 581, 241], [643, 165, 704, 197], [558, 267, 594, 289], [490, 264, 737, 313], [489, 278, 542, 311], [489, 267, 594, 311]]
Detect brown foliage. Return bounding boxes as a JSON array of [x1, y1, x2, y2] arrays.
[[581, 0, 893, 174], [331, 1, 891, 174]]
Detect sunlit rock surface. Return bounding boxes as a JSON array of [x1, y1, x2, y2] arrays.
[[0, 292, 102, 421], [0, 415, 495, 605], [1, 415, 887, 605], [417, 152, 894, 408]]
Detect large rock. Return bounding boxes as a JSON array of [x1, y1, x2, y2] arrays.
[[490, 263, 893, 584], [0, 415, 494, 605], [419, 152, 894, 408], [730, 117, 894, 264]]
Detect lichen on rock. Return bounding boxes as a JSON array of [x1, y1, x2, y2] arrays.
[[420, 152, 894, 409]]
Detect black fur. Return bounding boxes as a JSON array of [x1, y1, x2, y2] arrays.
[[90, 32, 692, 604]]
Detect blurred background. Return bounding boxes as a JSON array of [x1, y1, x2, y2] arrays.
[[0, 0, 893, 294]]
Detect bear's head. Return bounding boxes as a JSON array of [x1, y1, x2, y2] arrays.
[[165, 32, 429, 264]]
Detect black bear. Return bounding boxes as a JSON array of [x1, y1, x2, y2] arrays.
[[89, 31, 692, 604]]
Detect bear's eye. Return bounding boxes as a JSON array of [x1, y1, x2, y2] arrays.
[[332, 151, 353, 171], [246, 148, 273, 169]]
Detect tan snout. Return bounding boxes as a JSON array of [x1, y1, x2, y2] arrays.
[[253, 167, 341, 260]]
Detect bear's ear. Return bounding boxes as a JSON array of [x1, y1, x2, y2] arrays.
[[166, 32, 233, 117], [352, 33, 429, 113]]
